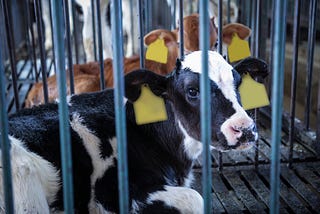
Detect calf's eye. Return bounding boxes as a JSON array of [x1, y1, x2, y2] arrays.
[[187, 88, 199, 98]]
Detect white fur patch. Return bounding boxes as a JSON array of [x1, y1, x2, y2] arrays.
[[178, 120, 203, 160], [0, 137, 60, 213], [147, 185, 203, 214], [70, 113, 117, 211]]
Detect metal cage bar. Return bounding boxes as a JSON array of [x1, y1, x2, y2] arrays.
[[304, 0, 318, 130], [111, 1, 129, 213], [63, 0, 75, 95], [0, 45, 14, 214], [1, 0, 20, 110], [96, 0, 105, 90], [138, 0, 144, 68], [288, 0, 301, 168], [51, 1, 74, 212], [270, 0, 287, 213], [179, 0, 184, 60], [199, 0, 212, 213]]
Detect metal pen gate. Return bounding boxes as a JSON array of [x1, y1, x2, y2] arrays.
[[0, 0, 319, 213]]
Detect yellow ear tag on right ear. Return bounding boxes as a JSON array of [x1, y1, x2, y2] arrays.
[[133, 84, 168, 125], [146, 38, 168, 64], [239, 73, 270, 110], [228, 33, 251, 63]]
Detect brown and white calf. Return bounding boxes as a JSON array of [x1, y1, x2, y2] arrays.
[[0, 51, 264, 213]]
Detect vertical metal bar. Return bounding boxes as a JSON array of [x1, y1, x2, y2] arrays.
[[91, 0, 97, 61], [317, 73, 320, 144], [111, 1, 129, 213], [138, 0, 144, 68], [304, 0, 317, 130], [1, 0, 20, 110], [48, 0, 56, 72], [200, 0, 212, 213], [129, 0, 135, 54], [51, 1, 74, 213], [254, 0, 260, 57], [171, 0, 176, 30], [179, 0, 184, 60], [270, 0, 287, 213], [63, 0, 75, 95], [268, 0, 276, 97], [25, 0, 39, 82], [288, 0, 301, 168], [217, 0, 222, 54], [96, 0, 105, 90], [71, 0, 79, 64], [254, 0, 261, 170], [34, 0, 49, 103], [0, 45, 14, 214], [250, 0, 256, 55]]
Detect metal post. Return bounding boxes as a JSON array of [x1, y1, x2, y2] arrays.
[[179, 0, 184, 60], [200, 0, 212, 213], [217, 0, 222, 54], [270, 0, 287, 213], [111, 1, 129, 213], [91, 0, 97, 61], [171, 0, 176, 30], [0, 44, 14, 214], [138, 0, 144, 68], [51, 1, 74, 213], [24, 0, 38, 82], [63, 0, 75, 95], [71, 0, 79, 64], [96, 0, 105, 90], [1, 0, 20, 110], [304, 0, 317, 130], [288, 0, 301, 168], [34, 0, 49, 104]]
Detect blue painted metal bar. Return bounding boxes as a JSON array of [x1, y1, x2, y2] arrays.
[[268, 0, 276, 97], [199, 0, 212, 213], [171, 0, 176, 30], [0, 43, 14, 214], [304, 0, 318, 130], [96, 0, 105, 90], [111, 1, 129, 213], [91, 0, 97, 61], [129, 0, 135, 55], [51, 1, 74, 213], [138, 0, 144, 68], [217, 0, 223, 171], [179, 0, 184, 60], [34, 0, 49, 104], [250, 0, 256, 55], [1, 0, 20, 110], [217, 0, 222, 54], [48, 0, 56, 72], [71, 0, 79, 64], [24, 0, 39, 82], [288, 0, 301, 168], [270, 0, 287, 213], [63, 0, 75, 95]]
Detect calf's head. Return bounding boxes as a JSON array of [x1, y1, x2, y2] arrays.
[[125, 51, 265, 152]]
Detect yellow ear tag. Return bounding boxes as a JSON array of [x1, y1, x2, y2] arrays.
[[133, 84, 168, 125], [228, 33, 251, 63], [146, 38, 168, 64], [239, 73, 270, 110]]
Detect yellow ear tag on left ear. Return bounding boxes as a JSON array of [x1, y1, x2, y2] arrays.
[[239, 73, 270, 110], [146, 38, 168, 64], [133, 84, 168, 125], [228, 33, 251, 63]]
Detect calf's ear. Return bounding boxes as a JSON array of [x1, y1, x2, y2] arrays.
[[233, 57, 269, 79], [124, 69, 168, 102]]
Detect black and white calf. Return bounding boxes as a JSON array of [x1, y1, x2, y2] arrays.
[[0, 51, 265, 213]]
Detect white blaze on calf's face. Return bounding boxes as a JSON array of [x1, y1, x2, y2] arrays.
[[181, 51, 256, 146]]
